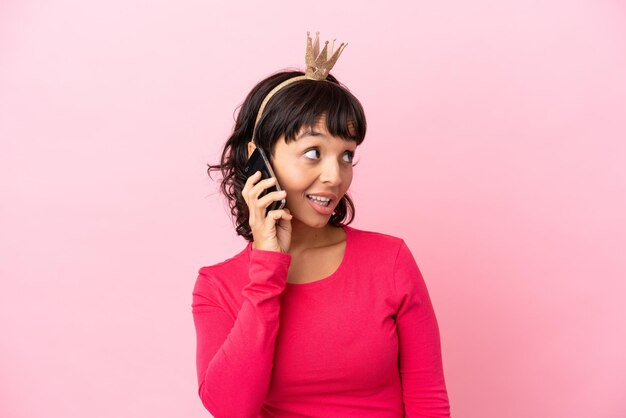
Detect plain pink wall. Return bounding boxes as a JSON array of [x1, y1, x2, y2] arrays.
[[1, 1, 625, 417]]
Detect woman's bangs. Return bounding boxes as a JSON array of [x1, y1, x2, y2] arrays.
[[280, 81, 366, 145]]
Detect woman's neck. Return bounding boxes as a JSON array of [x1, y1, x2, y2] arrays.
[[288, 220, 343, 254]]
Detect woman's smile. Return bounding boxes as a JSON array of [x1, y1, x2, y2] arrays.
[[305, 193, 336, 215]]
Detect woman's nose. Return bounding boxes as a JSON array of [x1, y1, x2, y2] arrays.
[[319, 158, 342, 185]]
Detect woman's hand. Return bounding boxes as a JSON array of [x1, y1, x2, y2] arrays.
[[242, 171, 292, 254]]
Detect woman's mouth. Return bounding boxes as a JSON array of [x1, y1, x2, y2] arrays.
[[306, 194, 335, 215], [306, 194, 332, 206]]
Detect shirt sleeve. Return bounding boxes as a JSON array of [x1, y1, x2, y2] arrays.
[[192, 248, 291, 418], [393, 240, 452, 418]]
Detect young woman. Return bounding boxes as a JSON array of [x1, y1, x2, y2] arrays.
[[192, 33, 452, 418]]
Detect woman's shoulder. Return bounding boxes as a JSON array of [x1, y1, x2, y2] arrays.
[[196, 243, 251, 285], [345, 225, 406, 254], [192, 243, 251, 311]]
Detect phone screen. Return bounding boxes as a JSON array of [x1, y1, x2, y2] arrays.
[[244, 147, 286, 214]]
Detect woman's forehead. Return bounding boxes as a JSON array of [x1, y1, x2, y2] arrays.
[[290, 130, 358, 146], [295, 117, 358, 138]]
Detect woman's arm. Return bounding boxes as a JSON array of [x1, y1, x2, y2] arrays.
[[192, 249, 291, 418], [393, 240, 452, 418]]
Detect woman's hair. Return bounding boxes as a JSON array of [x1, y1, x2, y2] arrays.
[[207, 70, 367, 242]]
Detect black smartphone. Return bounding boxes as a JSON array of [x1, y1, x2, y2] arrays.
[[244, 147, 286, 215]]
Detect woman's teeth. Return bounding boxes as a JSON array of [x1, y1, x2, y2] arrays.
[[307, 195, 331, 206]]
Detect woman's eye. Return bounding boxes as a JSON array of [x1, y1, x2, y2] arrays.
[[304, 149, 320, 160], [303, 148, 356, 164]]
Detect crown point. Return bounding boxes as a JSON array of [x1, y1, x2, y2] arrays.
[[303, 32, 347, 81]]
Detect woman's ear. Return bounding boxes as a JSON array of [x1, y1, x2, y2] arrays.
[[247, 141, 256, 158]]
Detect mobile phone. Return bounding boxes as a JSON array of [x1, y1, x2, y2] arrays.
[[244, 147, 286, 215]]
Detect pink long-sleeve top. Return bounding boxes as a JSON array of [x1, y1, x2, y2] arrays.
[[192, 225, 451, 417]]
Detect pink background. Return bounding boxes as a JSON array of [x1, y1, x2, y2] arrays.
[[1, 1, 625, 417]]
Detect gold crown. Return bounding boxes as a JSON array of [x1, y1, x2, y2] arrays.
[[305, 31, 348, 80], [250, 32, 348, 144]]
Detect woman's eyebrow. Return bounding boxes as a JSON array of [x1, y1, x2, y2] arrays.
[[297, 130, 324, 139]]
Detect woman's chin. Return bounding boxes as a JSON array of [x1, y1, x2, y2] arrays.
[[290, 215, 329, 229]]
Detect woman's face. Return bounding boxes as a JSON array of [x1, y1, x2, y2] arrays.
[[270, 119, 358, 228]]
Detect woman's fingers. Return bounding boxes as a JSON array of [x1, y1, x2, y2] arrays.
[[250, 177, 277, 200], [265, 209, 292, 223], [242, 169, 292, 252], [241, 171, 262, 204], [243, 171, 287, 228], [242, 172, 277, 204], [255, 190, 286, 209]]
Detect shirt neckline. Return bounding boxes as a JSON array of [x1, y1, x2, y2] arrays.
[[285, 224, 352, 290], [244, 225, 353, 290]]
